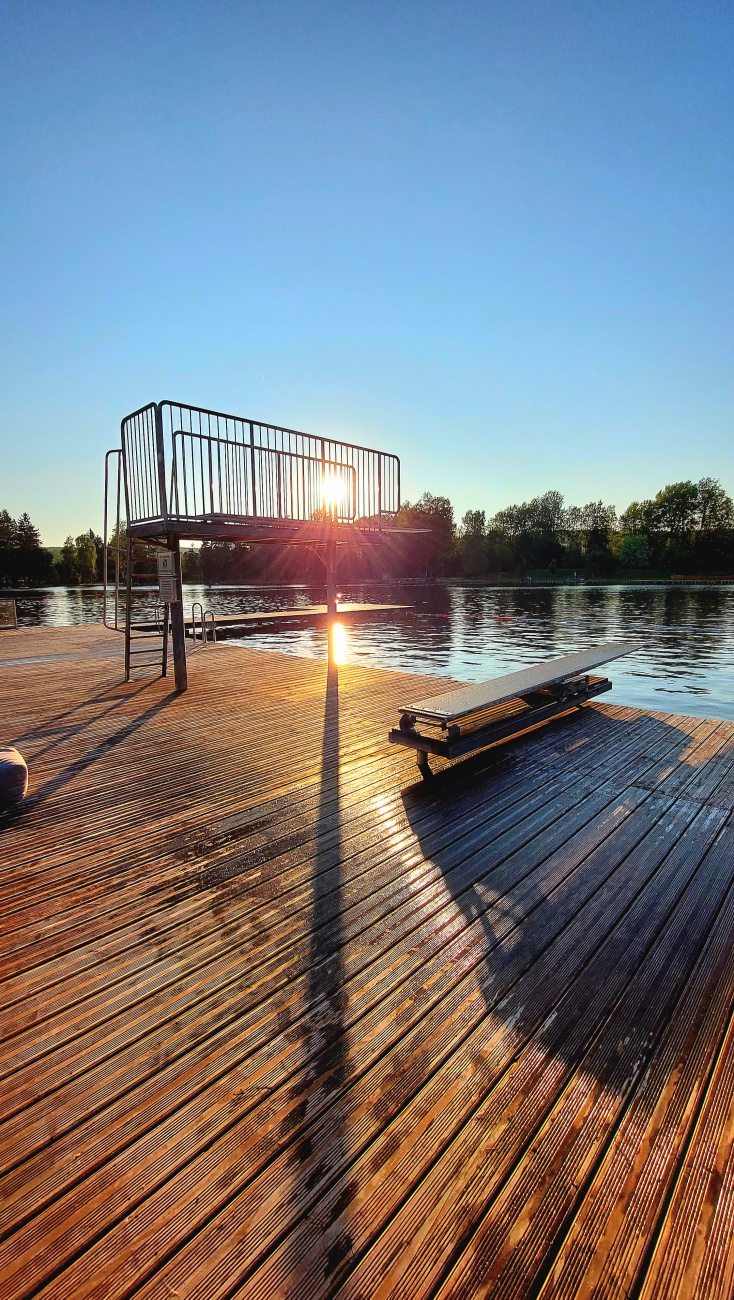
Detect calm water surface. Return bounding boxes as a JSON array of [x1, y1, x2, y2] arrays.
[[7, 582, 734, 720]]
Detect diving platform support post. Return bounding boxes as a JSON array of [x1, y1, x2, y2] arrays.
[[168, 534, 188, 692], [325, 536, 338, 618]]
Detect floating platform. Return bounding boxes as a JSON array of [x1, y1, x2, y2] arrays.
[[1, 624, 733, 1298], [134, 601, 411, 636]]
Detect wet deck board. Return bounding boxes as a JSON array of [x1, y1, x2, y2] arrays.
[[0, 624, 733, 1299]]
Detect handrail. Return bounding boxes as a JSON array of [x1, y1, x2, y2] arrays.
[[203, 610, 217, 645], [191, 601, 204, 643], [160, 398, 393, 460]]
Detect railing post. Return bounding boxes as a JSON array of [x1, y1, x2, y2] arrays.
[[377, 455, 382, 528], [154, 404, 168, 524], [249, 424, 258, 517]]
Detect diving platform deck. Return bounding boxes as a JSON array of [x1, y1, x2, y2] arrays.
[[1, 624, 734, 1299]]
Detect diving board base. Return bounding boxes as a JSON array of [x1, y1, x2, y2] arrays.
[[389, 675, 612, 777]]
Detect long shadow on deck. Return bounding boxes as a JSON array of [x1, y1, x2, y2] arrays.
[[10, 678, 160, 760], [0, 687, 180, 825], [286, 635, 354, 1283], [382, 707, 734, 1297], [397, 705, 731, 1079]]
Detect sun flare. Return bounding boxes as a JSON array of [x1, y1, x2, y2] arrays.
[[321, 470, 347, 514], [329, 621, 348, 665]]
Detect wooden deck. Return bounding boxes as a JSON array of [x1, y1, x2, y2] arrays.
[[1, 623, 733, 1300]]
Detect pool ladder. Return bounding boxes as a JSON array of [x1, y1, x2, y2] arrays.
[[191, 602, 217, 646]]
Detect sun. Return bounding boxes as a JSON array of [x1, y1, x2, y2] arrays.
[[321, 469, 347, 516]]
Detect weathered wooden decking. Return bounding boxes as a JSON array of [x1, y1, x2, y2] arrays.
[[1, 624, 733, 1300]]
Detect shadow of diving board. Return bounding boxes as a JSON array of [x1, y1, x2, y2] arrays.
[[389, 640, 640, 777]]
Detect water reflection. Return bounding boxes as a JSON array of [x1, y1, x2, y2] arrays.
[[328, 622, 348, 666], [5, 582, 734, 720]]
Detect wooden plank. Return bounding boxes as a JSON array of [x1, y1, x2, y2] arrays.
[[535, 825, 734, 1300], [427, 809, 733, 1300]]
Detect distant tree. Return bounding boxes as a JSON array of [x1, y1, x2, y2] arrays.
[[696, 478, 734, 530], [58, 537, 80, 585], [617, 534, 650, 569], [394, 492, 456, 576], [0, 508, 53, 585], [461, 509, 486, 535], [492, 491, 565, 540], [577, 501, 618, 550], [0, 510, 14, 549], [586, 547, 619, 578], [485, 530, 514, 575], [181, 547, 204, 582], [460, 510, 487, 575], [75, 533, 98, 584], [14, 512, 42, 549], [86, 529, 105, 581], [491, 491, 568, 569], [652, 481, 699, 537], [199, 540, 255, 583], [619, 501, 652, 536]]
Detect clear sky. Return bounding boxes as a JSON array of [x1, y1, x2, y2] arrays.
[[1, 0, 732, 543]]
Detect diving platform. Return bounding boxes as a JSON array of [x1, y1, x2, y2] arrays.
[[104, 400, 418, 690]]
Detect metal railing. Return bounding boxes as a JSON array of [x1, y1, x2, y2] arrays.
[[191, 601, 205, 643], [191, 601, 217, 646], [121, 400, 400, 531], [171, 433, 358, 524]]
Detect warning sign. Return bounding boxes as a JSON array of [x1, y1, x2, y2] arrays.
[[158, 576, 179, 603], [157, 551, 176, 576]]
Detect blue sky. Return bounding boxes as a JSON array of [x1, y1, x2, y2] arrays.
[[1, 0, 732, 543]]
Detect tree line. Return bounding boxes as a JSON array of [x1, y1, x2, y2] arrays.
[[393, 476, 734, 579], [177, 475, 734, 582], [0, 511, 104, 586], [1, 475, 732, 587]]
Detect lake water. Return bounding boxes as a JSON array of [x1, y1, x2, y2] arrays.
[[5, 582, 733, 720]]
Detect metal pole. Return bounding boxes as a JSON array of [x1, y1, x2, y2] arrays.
[[124, 534, 132, 681], [168, 533, 188, 691], [161, 603, 170, 677], [326, 535, 337, 617]]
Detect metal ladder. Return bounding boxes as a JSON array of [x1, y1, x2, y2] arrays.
[[123, 538, 170, 680], [191, 602, 217, 647], [104, 449, 170, 681]]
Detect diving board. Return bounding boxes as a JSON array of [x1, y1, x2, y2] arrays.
[[390, 640, 639, 776]]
